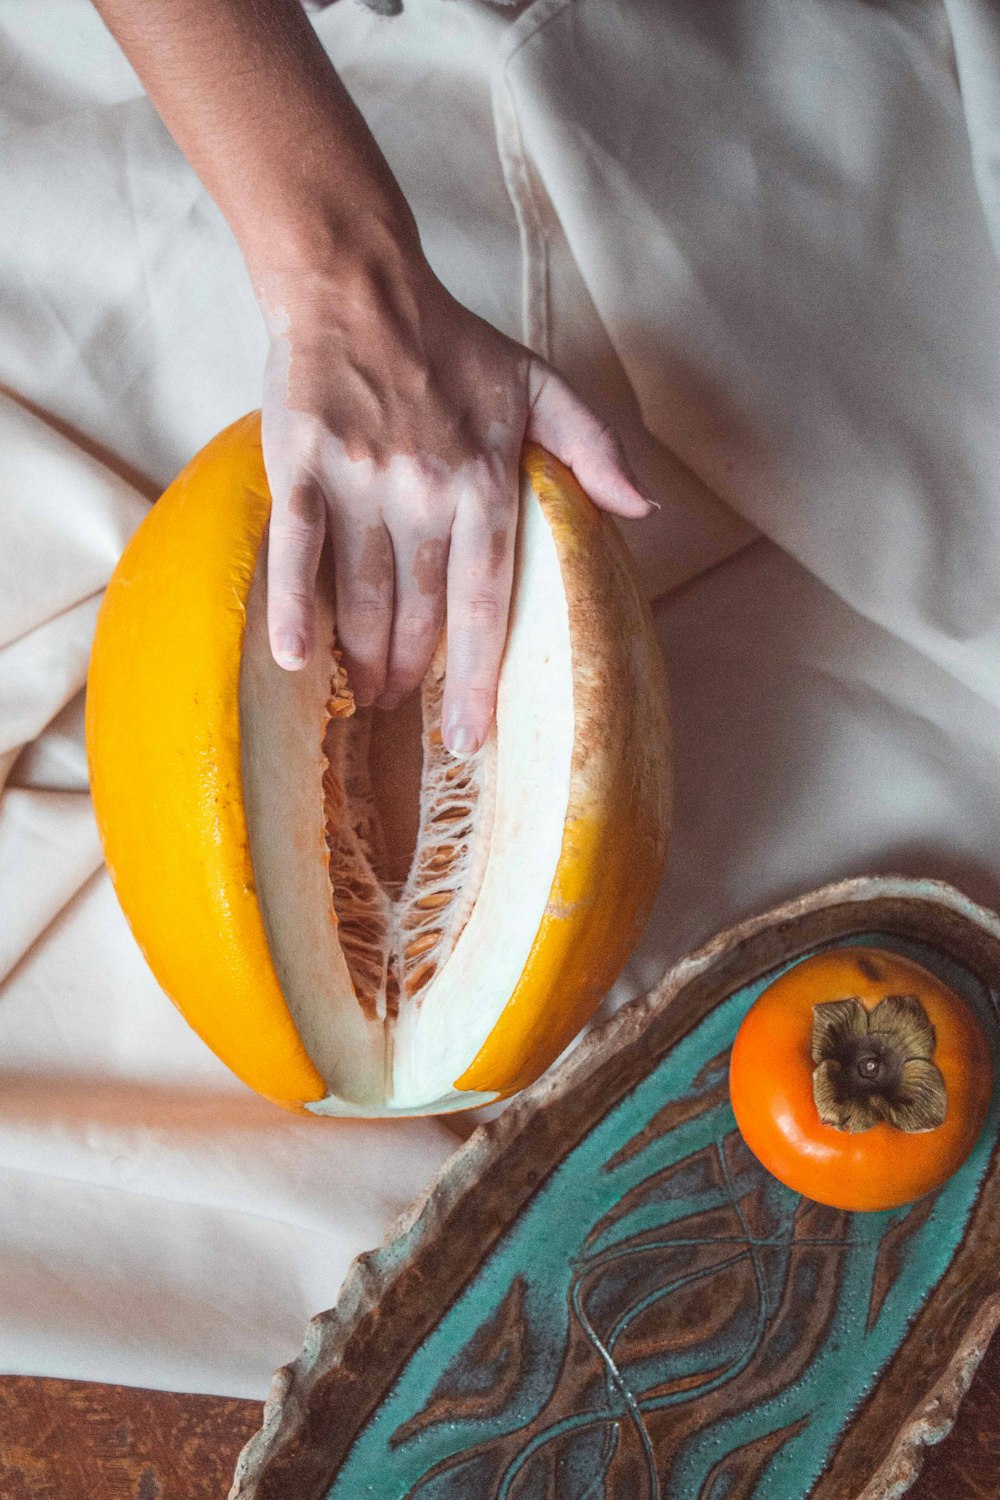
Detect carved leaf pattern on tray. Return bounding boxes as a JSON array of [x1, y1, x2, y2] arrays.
[[316, 932, 1000, 1500]]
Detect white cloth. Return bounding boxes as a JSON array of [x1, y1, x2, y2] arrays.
[[0, 0, 998, 1397]]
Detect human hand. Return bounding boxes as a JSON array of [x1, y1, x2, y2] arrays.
[[91, 0, 650, 755], [258, 255, 656, 756]]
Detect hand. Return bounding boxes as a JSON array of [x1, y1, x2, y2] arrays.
[[258, 254, 655, 756], [89, 0, 652, 755]]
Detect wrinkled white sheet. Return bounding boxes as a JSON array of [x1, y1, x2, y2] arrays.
[[1, 0, 998, 1398]]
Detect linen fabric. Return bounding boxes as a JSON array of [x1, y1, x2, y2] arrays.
[[0, 0, 998, 1396]]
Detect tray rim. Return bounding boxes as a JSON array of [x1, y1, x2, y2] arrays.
[[230, 874, 1000, 1500]]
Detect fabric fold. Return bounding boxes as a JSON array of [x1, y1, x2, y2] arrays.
[[943, 0, 1000, 258], [498, 0, 1000, 699]]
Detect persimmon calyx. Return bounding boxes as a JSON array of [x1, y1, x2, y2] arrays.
[[811, 993, 947, 1135]]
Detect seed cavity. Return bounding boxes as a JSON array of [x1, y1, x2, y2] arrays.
[[322, 648, 497, 1022]]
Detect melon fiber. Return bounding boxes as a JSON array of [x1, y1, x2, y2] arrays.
[[85, 413, 671, 1116]]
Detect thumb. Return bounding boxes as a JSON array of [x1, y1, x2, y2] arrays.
[[523, 358, 657, 519]]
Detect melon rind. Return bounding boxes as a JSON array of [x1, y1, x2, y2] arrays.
[[448, 446, 672, 1099], [85, 414, 327, 1113]]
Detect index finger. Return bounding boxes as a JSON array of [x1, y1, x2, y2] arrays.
[[266, 476, 327, 669]]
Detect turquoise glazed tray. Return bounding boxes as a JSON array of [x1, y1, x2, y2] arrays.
[[231, 877, 1000, 1500]]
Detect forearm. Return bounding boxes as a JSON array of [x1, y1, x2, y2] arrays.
[[91, 0, 422, 281]]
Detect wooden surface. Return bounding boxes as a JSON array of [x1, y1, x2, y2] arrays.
[[0, 1340, 997, 1499], [0, 1375, 261, 1500]]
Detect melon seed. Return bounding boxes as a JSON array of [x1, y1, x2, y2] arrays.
[[416, 889, 452, 911], [405, 929, 441, 960]]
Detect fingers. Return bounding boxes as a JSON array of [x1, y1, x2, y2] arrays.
[[524, 358, 657, 519], [379, 533, 449, 711], [441, 462, 519, 756], [266, 477, 327, 670], [330, 515, 395, 709]]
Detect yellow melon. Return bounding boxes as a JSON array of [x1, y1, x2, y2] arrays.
[[85, 413, 671, 1116]]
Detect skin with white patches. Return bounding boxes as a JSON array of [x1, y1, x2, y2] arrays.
[[259, 272, 657, 753], [92, 0, 658, 753], [382, 536, 448, 709]]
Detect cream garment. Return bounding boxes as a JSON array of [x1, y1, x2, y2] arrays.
[[0, 0, 998, 1398]]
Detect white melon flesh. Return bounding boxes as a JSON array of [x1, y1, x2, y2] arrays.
[[238, 475, 574, 1114]]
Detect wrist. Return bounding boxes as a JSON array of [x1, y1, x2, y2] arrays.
[[249, 226, 437, 336], [243, 186, 424, 285]]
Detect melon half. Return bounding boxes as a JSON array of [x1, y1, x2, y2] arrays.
[[85, 414, 671, 1117]]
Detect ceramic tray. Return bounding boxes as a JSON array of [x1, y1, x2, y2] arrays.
[[231, 876, 1000, 1499]]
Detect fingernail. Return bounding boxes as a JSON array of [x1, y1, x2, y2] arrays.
[[446, 725, 478, 756], [278, 632, 305, 668], [621, 459, 660, 513]]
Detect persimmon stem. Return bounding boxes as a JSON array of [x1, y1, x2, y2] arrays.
[[811, 994, 947, 1135]]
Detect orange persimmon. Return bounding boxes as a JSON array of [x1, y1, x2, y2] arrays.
[[729, 945, 993, 1212]]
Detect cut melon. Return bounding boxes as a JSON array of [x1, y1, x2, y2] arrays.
[[85, 413, 671, 1116]]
